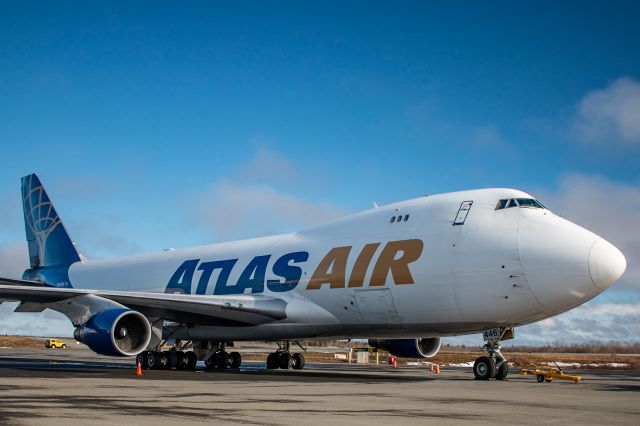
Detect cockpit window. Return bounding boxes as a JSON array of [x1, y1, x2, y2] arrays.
[[515, 198, 546, 209], [496, 198, 547, 210]]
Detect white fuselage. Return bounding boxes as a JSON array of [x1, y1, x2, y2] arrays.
[[64, 188, 625, 341]]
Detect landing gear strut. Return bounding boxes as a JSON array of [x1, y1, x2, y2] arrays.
[[266, 341, 305, 370], [473, 328, 511, 380]]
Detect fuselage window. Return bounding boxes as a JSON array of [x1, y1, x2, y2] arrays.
[[404, 215, 409, 221], [390, 216, 396, 223]]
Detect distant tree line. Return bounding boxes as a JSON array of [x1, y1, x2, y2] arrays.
[[502, 340, 640, 354]]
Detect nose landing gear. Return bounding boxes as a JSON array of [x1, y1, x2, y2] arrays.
[[473, 327, 512, 380]]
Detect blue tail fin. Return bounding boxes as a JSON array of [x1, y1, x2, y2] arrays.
[[21, 174, 81, 268]]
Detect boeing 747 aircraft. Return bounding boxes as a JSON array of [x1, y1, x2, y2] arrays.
[[0, 174, 626, 380]]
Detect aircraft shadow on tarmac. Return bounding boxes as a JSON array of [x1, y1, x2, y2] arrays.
[[0, 355, 457, 383]]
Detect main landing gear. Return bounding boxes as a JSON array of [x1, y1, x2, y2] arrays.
[[473, 328, 512, 381], [266, 341, 305, 370], [137, 348, 198, 371], [203, 342, 242, 370]]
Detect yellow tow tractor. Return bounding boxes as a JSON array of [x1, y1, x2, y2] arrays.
[[519, 362, 582, 383]]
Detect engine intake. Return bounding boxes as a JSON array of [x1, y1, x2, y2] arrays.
[[74, 309, 151, 357], [368, 337, 442, 358]]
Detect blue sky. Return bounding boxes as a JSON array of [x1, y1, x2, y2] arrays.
[[1, 1, 639, 344]]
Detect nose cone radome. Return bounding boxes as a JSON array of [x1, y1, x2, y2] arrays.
[[589, 239, 626, 290]]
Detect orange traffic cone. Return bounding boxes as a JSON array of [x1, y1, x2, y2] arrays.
[[136, 360, 143, 376], [435, 364, 440, 375]]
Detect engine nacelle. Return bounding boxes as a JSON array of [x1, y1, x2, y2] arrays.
[[74, 309, 151, 357], [368, 337, 442, 358]]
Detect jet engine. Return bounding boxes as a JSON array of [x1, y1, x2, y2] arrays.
[[368, 337, 442, 358], [74, 308, 151, 357]]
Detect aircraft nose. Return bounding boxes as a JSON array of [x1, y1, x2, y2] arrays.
[[518, 215, 623, 314], [589, 239, 626, 290]]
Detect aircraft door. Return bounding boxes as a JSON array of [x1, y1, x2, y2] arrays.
[[354, 288, 401, 327]]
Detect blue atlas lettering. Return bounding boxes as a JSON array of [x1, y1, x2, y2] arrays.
[[197, 259, 237, 295], [267, 251, 309, 292], [215, 255, 271, 295], [165, 259, 200, 294]]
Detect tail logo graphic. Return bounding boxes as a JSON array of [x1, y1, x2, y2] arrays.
[[20, 174, 80, 269], [22, 175, 62, 266]]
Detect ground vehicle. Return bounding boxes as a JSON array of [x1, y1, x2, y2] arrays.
[[519, 366, 582, 383], [45, 338, 66, 349]]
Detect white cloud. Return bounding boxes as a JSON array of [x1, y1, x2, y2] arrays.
[[234, 147, 299, 185], [574, 76, 640, 145], [515, 299, 640, 344], [193, 180, 347, 241], [0, 243, 73, 336], [0, 303, 74, 337], [0, 242, 29, 279]]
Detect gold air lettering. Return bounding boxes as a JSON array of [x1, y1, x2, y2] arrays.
[[369, 239, 423, 286], [347, 243, 380, 287], [306, 246, 351, 290]]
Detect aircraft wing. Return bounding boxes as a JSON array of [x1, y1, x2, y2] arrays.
[[0, 277, 288, 326]]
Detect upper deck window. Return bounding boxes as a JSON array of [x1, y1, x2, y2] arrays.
[[496, 198, 546, 210]]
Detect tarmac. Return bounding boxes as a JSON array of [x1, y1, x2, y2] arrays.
[[0, 348, 638, 425]]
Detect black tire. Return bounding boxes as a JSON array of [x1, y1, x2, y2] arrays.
[[495, 361, 509, 380], [204, 356, 215, 370], [136, 352, 149, 369], [62, 344, 67, 349], [266, 352, 279, 369], [279, 353, 293, 369], [473, 356, 496, 380], [537, 374, 545, 383], [160, 351, 170, 369], [186, 351, 198, 370], [229, 352, 242, 369], [216, 352, 229, 370], [292, 353, 305, 370], [147, 351, 159, 369], [174, 351, 186, 370]]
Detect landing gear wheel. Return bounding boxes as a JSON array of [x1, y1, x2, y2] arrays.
[[229, 352, 242, 369], [279, 352, 293, 369], [186, 351, 198, 370], [204, 356, 215, 370], [160, 351, 171, 369], [136, 352, 149, 369], [473, 356, 496, 380], [147, 351, 159, 369], [175, 351, 187, 370], [537, 374, 545, 383], [216, 351, 229, 370], [292, 353, 305, 370], [495, 361, 509, 380], [266, 352, 279, 369]]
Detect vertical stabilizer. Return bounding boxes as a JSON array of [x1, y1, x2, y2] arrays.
[[21, 174, 81, 268]]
